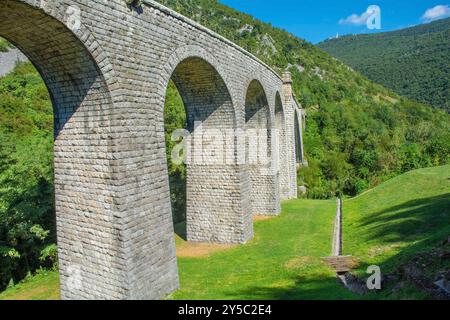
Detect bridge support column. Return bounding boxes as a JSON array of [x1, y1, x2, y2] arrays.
[[245, 80, 281, 216], [282, 72, 299, 199], [248, 164, 281, 215], [275, 93, 291, 200], [186, 164, 253, 243]]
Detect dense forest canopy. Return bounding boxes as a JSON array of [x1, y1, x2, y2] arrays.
[[318, 18, 450, 111], [0, 0, 449, 290]]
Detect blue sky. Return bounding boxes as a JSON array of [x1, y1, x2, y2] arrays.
[[219, 0, 450, 43]]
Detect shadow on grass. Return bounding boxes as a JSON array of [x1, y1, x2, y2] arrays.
[[352, 193, 450, 293], [223, 275, 357, 300], [359, 193, 450, 244]]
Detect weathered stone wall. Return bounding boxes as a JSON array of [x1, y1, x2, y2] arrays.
[[282, 72, 299, 199], [245, 80, 280, 215], [275, 92, 290, 200], [0, 0, 303, 300]]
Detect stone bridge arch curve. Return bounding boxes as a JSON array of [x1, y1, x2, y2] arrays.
[[159, 45, 253, 244], [159, 45, 237, 110]]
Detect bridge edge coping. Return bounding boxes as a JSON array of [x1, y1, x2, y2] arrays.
[[143, 0, 282, 82]]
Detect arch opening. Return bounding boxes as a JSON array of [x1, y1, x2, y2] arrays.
[[0, 1, 118, 300], [164, 57, 251, 243], [245, 80, 271, 165]]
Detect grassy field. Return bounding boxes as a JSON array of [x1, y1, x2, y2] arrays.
[[0, 270, 60, 300], [171, 199, 353, 300], [1, 165, 448, 300]]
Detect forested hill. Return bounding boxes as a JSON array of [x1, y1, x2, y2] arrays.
[[157, 0, 449, 198], [318, 18, 450, 111]]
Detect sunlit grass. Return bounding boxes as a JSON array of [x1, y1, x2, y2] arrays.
[[1, 165, 448, 300]]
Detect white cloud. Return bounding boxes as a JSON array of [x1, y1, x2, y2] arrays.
[[339, 12, 371, 26], [421, 5, 450, 22], [339, 6, 380, 26]]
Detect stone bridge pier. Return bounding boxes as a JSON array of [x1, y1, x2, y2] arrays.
[[0, 0, 305, 299]]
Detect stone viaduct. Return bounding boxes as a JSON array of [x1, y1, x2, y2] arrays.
[[0, 0, 305, 299]]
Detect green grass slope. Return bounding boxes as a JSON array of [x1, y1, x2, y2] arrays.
[[1, 166, 448, 300], [0, 270, 59, 300], [344, 165, 450, 298], [345, 165, 450, 268], [318, 18, 450, 111]]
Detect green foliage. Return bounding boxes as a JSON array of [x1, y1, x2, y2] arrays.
[[164, 81, 187, 225], [0, 62, 54, 291], [39, 244, 58, 269], [318, 18, 450, 111], [0, 38, 12, 52], [299, 99, 450, 198]]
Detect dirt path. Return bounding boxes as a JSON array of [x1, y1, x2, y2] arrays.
[[175, 216, 274, 258]]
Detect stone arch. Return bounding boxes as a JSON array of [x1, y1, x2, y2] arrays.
[[245, 79, 271, 160], [0, 1, 121, 300], [245, 80, 280, 216], [162, 53, 252, 244], [159, 45, 237, 114], [274, 92, 290, 200]]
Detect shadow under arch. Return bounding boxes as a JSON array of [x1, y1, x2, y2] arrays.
[[245, 79, 271, 160], [0, 1, 122, 300], [163, 55, 251, 243]]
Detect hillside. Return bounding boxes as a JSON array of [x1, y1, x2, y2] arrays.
[[344, 165, 450, 298], [318, 18, 450, 111], [345, 165, 450, 268], [1, 166, 448, 300]]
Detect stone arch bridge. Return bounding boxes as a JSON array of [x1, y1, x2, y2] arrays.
[[0, 0, 306, 299]]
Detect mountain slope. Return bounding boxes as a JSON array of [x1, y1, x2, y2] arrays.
[[318, 18, 450, 111]]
